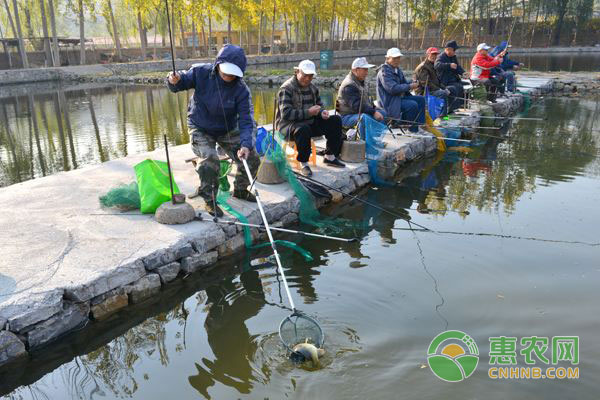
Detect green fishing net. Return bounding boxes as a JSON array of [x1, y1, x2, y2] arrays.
[[99, 182, 141, 211], [216, 158, 313, 261]]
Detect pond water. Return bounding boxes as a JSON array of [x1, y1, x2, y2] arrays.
[[1, 84, 600, 399]]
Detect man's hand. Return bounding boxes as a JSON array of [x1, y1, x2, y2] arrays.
[[308, 105, 322, 116], [374, 111, 384, 121], [445, 89, 451, 96], [237, 147, 250, 160], [321, 109, 330, 120], [410, 82, 419, 90], [450, 63, 457, 69], [168, 72, 180, 85]]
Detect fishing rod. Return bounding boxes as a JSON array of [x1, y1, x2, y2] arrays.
[[450, 114, 546, 121], [164, 0, 176, 74], [163, 134, 176, 204], [388, 118, 502, 130], [211, 217, 358, 242], [401, 132, 472, 143], [292, 172, 432, 232]]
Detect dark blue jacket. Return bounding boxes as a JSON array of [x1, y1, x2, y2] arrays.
[[167, 45, 254, 149], [376, 63, 412, 112], [490, 41, 520, 70], [434, 52, 465, 86]]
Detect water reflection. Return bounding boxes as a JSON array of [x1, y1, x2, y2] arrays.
[[0, 85, 336, 188], [189, 268, 266, 398]]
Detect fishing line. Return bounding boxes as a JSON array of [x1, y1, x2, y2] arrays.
[[391, 227, 600, 247]]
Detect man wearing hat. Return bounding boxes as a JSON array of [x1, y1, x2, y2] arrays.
[[435, 40, 467, 112], [376, 47, 425, 133], [414, 47, 451, 116], [336, 57, 386, 136], [471, 43, 506, 102], [274, 59, 345, 177], [167, 44, 259, 218]]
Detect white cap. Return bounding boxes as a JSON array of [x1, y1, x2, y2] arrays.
[[386, 47, 404, 58], [352, 57, 375, 69], [295, 59, 317, 76], [219, 62, 244, 77], [477, 43, 491, 51]]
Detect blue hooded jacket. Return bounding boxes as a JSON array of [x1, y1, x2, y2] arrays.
[[376, 63, 413, 114], [490, 41, 520, 70], [167, 44, 255, 149]]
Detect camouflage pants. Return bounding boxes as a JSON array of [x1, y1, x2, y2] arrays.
[[189, 125, 260, 202]]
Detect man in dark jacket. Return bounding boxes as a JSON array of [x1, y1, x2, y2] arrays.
[[490, 41, 523, 92], [167, 44, 259, 217], [274, 59, 345, 177], [376, 47, 425, 133], [336, 57, 386, 137], [435, 40, 466, 112], [414, 47, 450, 116]]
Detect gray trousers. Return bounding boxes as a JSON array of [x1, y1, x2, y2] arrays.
[[189, 125, 260, 202]]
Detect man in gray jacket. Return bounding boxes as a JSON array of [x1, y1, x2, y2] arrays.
[[336, 57, 386, 137]]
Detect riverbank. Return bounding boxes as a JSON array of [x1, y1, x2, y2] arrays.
[[0, 76, 553, 378], [1, 46, 600, 86]]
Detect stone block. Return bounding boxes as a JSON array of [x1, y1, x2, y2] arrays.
[[265, 202, 289, 223], [0, 331, 27, 366], [340, 140, 366, 163], [90, 287, 128, 306], [180, 252, 218, 274], [90, 294, 129, 321], [217, 234, 246, 257], [64, 259, 146, 302], [27, 301, 90, 349], [128, 274, 161, 304], [155, 202, 196, 225], [5, 290, 64, 333], [222, 223, 238, 238], [142, 249, 176, 271], [156, 262, 181, 284], [279, 213, 298, 226], [173, 243, 194, 260], [191, 226, 226, 254], [351, 173, 371, 188], [0, 317, 6, 330]]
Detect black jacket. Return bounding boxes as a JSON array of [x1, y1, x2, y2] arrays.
[[435, 52, 465, 86]]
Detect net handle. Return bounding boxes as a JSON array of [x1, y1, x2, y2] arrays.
[[242, 158, 296, 311]]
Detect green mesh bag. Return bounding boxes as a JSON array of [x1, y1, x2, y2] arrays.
[[134, 159, 181, 214], [99, 182, 141, 211]]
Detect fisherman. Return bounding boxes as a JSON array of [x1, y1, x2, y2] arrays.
[[274, 59, 345, 177], [470, 43, 506, 103], [167, 44, 259, 218], [376, 47, 425, 133], [490, 41, 524, 93], [336, 57, 386, 137], [435, 40, 467, 112], [414, 47, 451, 117]]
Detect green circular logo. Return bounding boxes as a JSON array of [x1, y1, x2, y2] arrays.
[[427, 330, 479, 382]]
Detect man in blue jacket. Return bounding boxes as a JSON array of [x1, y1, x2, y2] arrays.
[[435, 40, 467, 112], [376, 47, 425, 133], [490, 41, 523, 93], [167, 44, 259, 217]]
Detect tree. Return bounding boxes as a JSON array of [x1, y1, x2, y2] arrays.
[[11, 0, 29, 67]]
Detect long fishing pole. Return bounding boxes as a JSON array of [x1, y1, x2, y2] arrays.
[[388, 118, 502, 130], [401, 132, 472, 143], [450, 114, 545, 121], [242, 158, 296, 311], [212, 218, 358, 242], [164, 0, 176, 74], [163, 134, 176, 204], [292, 172, 431, 232]]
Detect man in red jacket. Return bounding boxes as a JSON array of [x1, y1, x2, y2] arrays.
[[470, 43, 506, 103]]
